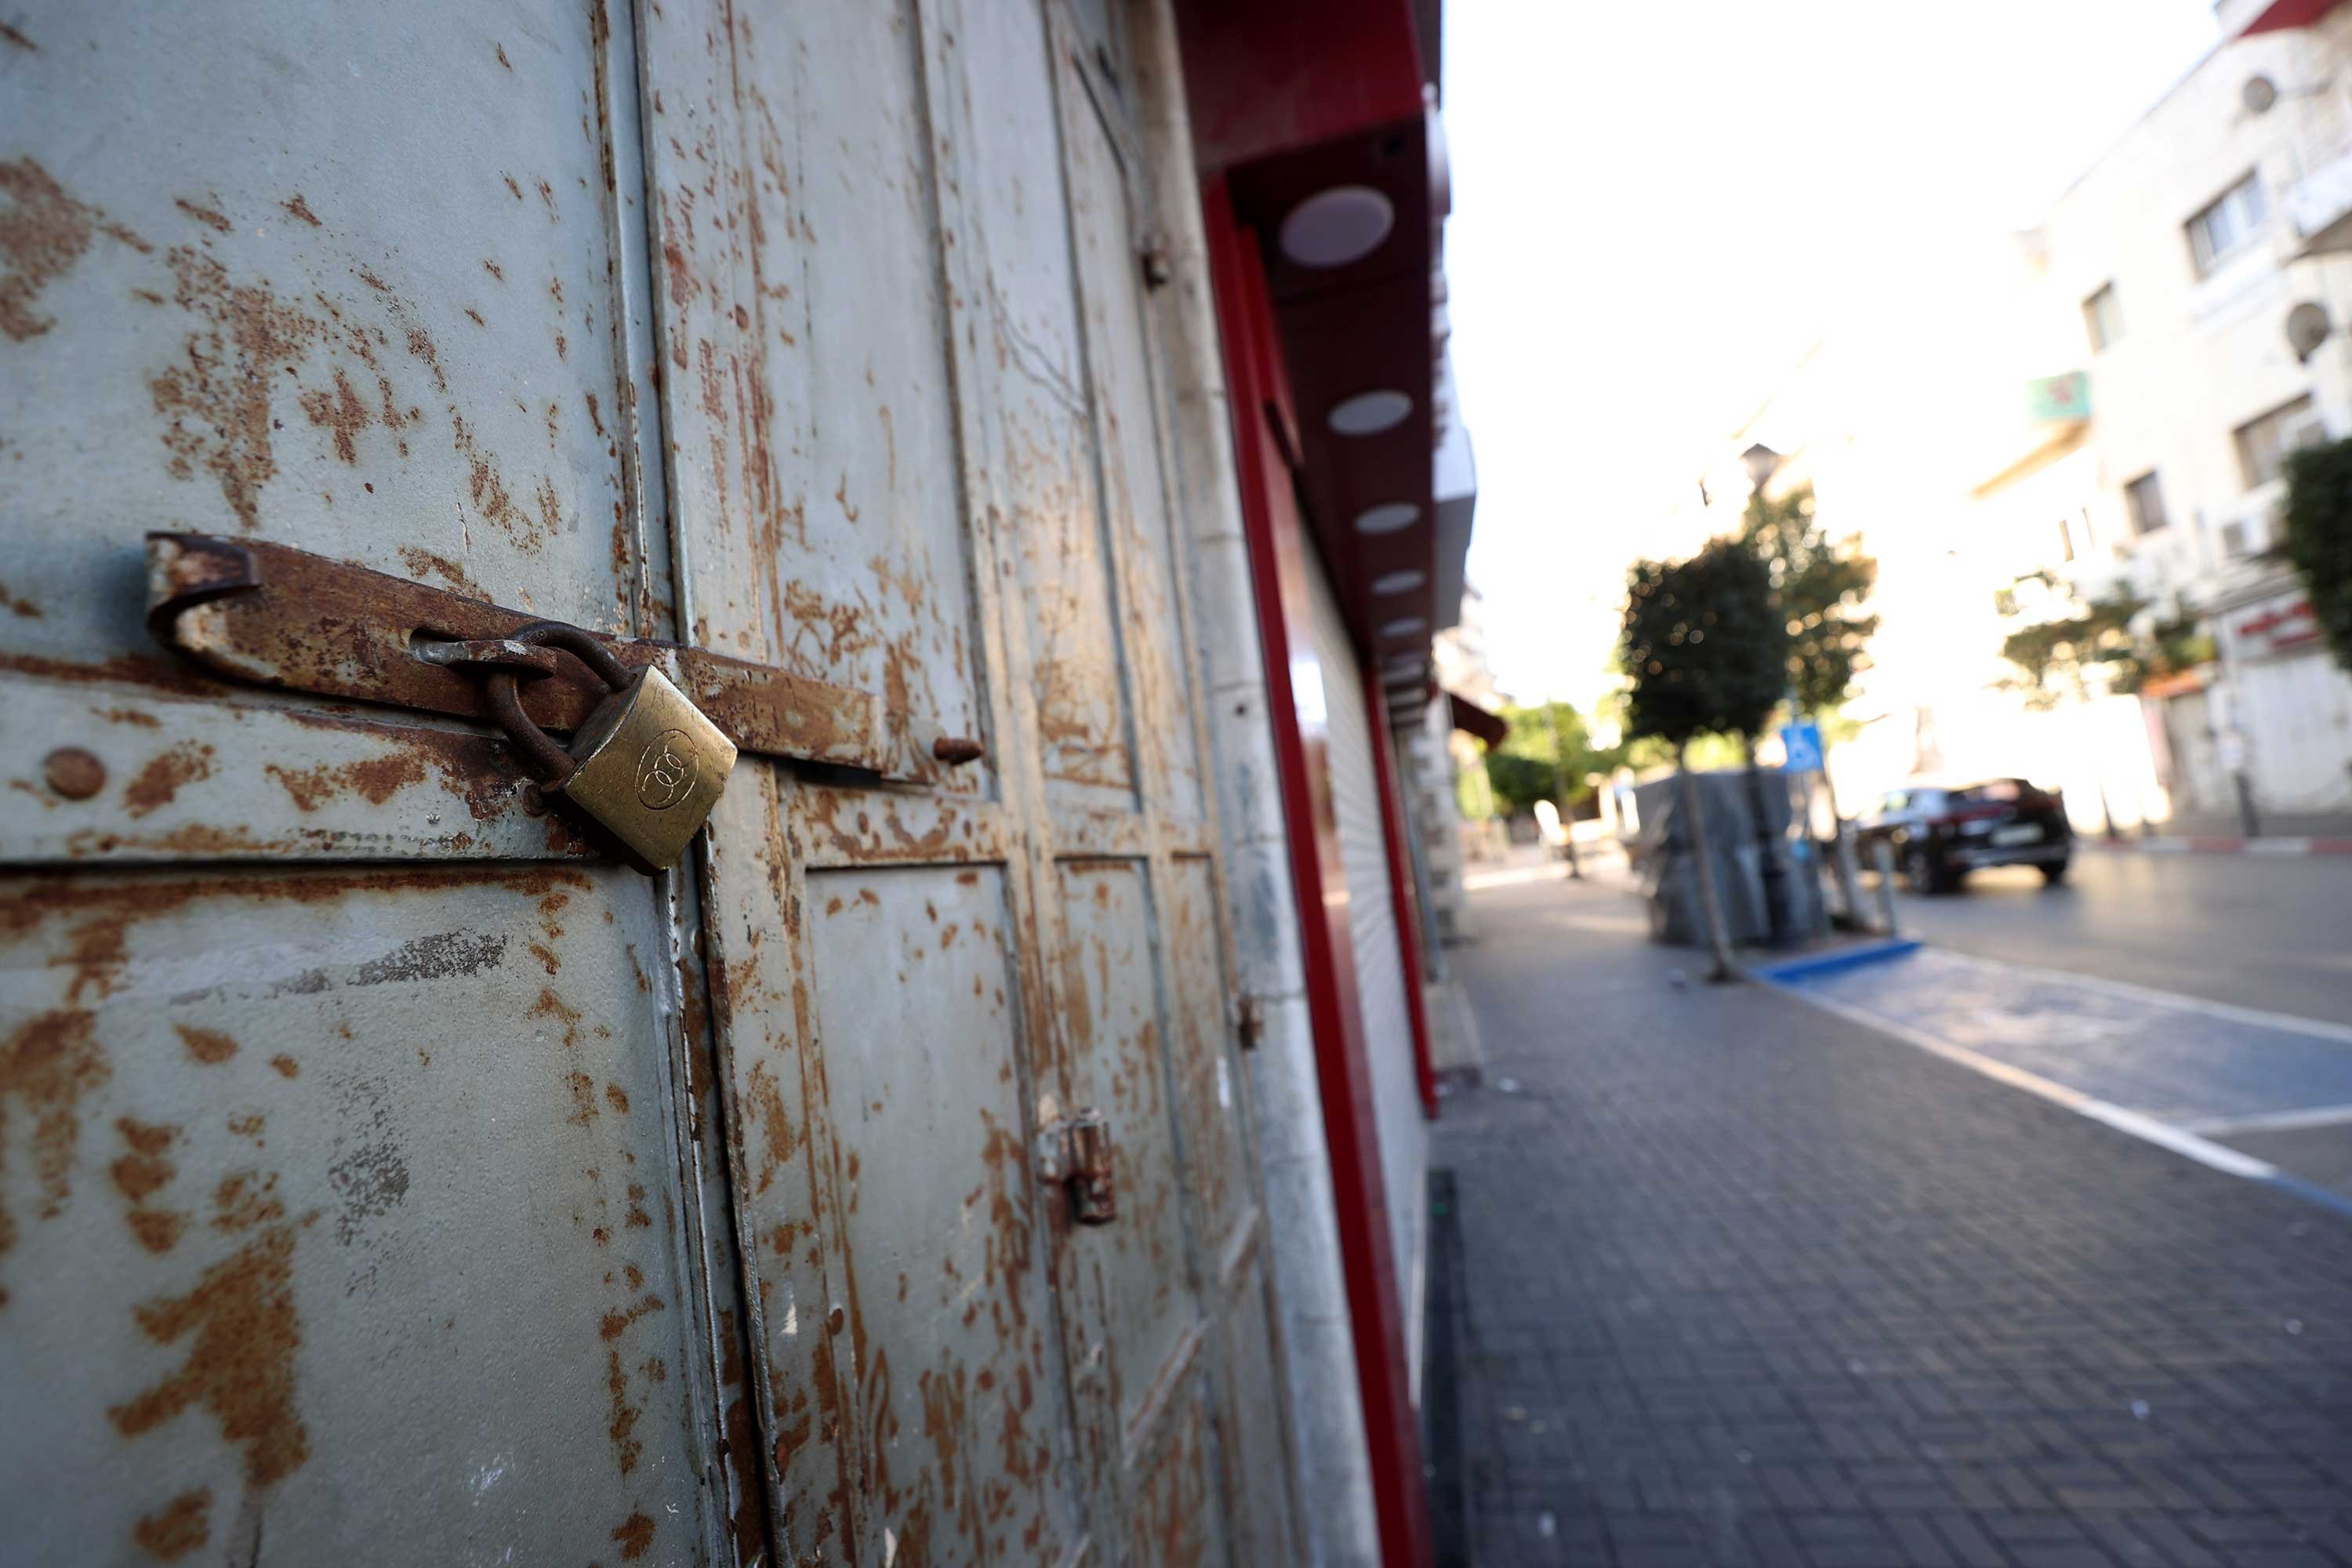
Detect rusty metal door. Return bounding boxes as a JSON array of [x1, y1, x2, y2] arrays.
[[638, 0, 1299, 1560], [1, 5, 753, 1564], [3, 0, 1295, 1562]]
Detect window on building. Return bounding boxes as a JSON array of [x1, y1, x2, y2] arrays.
[[2233, 394, 2320, 488], [2125, 470, 2169, 535], [2220, 519, 2250, 557], [2082, 283, 2123, 351], [2187, 171, 2268, 276]]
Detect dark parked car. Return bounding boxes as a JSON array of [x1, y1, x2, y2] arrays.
[[1859, 778, 2074, 894]]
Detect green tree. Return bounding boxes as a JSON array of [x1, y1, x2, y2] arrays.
[[1481, 701, 1618, 818], [1741, 485, 1878, 717], [1994, 575, 2210, 709], [2284, 437, 2352, 673], [1620, 539, 1789, 980]]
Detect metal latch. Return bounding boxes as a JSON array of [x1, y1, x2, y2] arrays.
[[144, 532, 982, 783], [1036, 1110, 1116, 1225]]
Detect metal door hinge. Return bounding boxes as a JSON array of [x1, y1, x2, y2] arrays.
[[1138, 235, 1172, 289], [1036, 1110, 1116, 1225], [144, 532, 983, 783], [1234, 993, 1265, 1051]]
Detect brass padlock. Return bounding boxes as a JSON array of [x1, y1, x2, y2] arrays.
[[477, 622, 736, 873]]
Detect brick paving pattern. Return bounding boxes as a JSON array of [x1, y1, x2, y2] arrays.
[[1436, 877, 2352, 1566]]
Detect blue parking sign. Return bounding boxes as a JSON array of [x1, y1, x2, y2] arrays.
[[1780, 720, 1824, 773]]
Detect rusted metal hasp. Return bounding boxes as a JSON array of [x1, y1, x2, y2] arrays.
[[145, 532, 978, 781]]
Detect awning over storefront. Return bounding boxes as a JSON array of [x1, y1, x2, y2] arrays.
[[1447, 690, 1508, 746], [1178, 0, 1475, 700], [2227, 0, 2342, 34]]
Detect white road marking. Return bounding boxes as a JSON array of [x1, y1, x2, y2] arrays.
[[1780, 983, 2283, 1185], [2177, 1102, 2352, 1138], [1906, 947, 2352, 1048]]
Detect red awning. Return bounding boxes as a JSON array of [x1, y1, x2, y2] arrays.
[[1447, 691, 1508, 746], [2236, 0, 2340, 33]]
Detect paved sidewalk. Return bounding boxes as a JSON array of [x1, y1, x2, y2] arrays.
[[1436, 875, 2352, 1567]]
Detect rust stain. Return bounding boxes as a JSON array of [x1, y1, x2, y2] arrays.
[[404, 324, 448, 393], [114, 1116, 187, 1253], [173, 197, 232, 234], [175, 1025, 238, 1066], [395, 546, 489, 601], [126, 1207, 187, 1253], [0, 21, 33, 50], [148, 246, 323, 531], [269, 1054, 299, 1080], [263, 752, 427, 812], [122, 742, 213, 818], [299, 367, 370, 463], [109, 1214, 310, 1486], [1, 158, 147, 343], [281, 194, 321, 227], [495, 42, 513, 71], [132, 1488, 211, 1562], [612, 1511, 656, 1560], [604, 1083, 630, 1115], [598, 1291, 666, 1341], [743, 1059, 793, 1194], [605, 1348, 642, 1475], [0, 1008, 109, 1292], [212, 1169, 286, 1232]]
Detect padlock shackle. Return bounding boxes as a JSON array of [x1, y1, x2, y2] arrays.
[[504, 621, 635, 691], [480, 621, 639, 787], [485, 670, 579, 784]]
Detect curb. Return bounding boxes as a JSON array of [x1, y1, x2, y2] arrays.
[[2085, 836, 2352, 856]]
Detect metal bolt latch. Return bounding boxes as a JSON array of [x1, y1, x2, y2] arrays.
[[1037, 1110, 1116, 1225]]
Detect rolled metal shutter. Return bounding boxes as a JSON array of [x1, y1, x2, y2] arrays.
[[1305, 548, 1425, 1328]]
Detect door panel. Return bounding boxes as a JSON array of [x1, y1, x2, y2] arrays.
[[0, 866, 717, 1565], [3, 2, 658, 661], [634, 0, 980, 769], [1055, 859, 1196, 1443], [1056, 56, 1205, 827], [631, 0, 1298, 1559], [805, 863, 1071, 1561], [0, 3, 742, 1562]]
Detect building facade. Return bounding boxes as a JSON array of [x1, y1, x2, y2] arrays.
[[2021, 0, 2352, 822]]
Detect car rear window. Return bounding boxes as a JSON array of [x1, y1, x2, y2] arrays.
[[1952, 779, 2026, 804]]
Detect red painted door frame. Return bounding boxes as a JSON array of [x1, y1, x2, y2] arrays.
[[1363, 676, 1440, 1120], [1202, 173, 1435, 1568]]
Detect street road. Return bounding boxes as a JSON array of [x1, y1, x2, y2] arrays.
[[1887, 851, 2352, 1027]]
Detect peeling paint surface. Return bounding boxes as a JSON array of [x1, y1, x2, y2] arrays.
[[3, 0, 1299, 1560], [0, 866, 713, 1562]]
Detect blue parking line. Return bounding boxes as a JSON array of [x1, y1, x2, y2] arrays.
[[1744, 938, 1920, 983], [1777, 946, 2352, 1127]]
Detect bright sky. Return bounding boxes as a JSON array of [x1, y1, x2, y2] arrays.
[[1443, 0, 2224, 710]]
